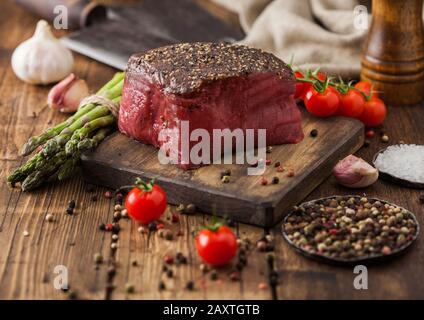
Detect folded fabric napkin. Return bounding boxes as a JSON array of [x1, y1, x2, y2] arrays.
[[213, 0, 372, 78]]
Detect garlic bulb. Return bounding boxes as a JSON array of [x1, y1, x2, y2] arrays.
[[48, 73, 89, 113], [333, 155, 379, 188], [11, 20, 74, 85]]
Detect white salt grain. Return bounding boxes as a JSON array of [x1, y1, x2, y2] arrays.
[[374, 144, 424, 183]]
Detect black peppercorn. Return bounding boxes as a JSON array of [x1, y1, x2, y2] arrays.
[[99, 223, 106, 231], [66, 207, 74, 215], [186, 281, 194, 290], [272, 177, 279, 184], [310, 129, 318, 137], [159, 281, 166, 291], [68, 200, 76, 209]]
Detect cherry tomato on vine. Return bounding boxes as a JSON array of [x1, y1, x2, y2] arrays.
[[354, 81, 378, 99], [195, 224, 237, 266], [338, 89, 365, 118], [125, 178, 167, 224], [294, 71, 306, 99], [359, 97, 387, 127], [304, 86, 340, 117], [301, 71, 327, 100]]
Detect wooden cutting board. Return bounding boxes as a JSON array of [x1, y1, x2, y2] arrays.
[[81, 112, 364, 227]]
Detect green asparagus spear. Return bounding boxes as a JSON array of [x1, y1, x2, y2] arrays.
[[58, 127, 113, 181], [21, 151, 68, 191], [20, 72, 125, 156]]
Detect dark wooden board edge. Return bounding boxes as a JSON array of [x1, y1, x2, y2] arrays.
[[373, 145, 424, 189], [281, 196, 420, 266], [81, 121, 364, 227]]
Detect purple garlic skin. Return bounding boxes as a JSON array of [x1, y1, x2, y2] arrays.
[[47, 73, 89, 113], [333, 155, 379, 188]]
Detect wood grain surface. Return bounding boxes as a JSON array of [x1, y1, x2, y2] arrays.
[[81, 113, 363, 227], [0, 0, 423, 300]]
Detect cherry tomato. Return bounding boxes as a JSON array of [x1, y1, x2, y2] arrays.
[[359, 97, 387, 127], [195, 225, 237, 266], [304, 86, 340, 117], [338, 89, 365, 118], [294, 71, 306, 99], [125, 179, 167, 224], [301, 71, 327, 100], [354, 81, 378, 99]]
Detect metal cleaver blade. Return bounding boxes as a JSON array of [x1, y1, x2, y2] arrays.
[[61, 0, 244, 70]]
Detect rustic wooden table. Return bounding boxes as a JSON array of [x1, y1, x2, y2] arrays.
[[0, 0, 423, 300]]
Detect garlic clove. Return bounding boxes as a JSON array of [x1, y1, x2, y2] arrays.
[[11, 20, 74, 85], [333, 155, 379, 188], [48, 73, 89, 113]]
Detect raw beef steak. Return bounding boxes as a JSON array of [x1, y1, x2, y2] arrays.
[[118, 42, 303, 169]]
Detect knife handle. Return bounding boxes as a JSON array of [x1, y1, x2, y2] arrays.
[[14, 0, 107, 29]]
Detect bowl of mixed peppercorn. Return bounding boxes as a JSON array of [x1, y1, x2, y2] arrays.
[[282, 196, 419, 265]]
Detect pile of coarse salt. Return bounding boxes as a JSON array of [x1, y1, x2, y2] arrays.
[[374, 144, 424, 183]]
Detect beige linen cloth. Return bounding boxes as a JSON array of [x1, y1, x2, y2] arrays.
[[213, 0, 372, 78]]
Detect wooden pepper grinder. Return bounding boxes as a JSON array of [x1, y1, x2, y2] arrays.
[[361, 0, 424, 105]]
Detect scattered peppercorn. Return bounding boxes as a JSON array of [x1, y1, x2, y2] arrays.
[[66, 207, 74, 215], [148, 222, 157, 231], [310, 129, 318, 137], [229, 271, 240, 281], [221, 175, 230, 183], [185, 204, 196, 214], [365, 130, 375, 138], [167, 269, 174, 278], [258, 282, 267, 290], [121, 209, 128, 218], [266, 146, 273, 153], [274, 161, 281, 168], [381, 134, 389, 143], [132, 260, 138, 267], [260, 177, 268, 186], [171, 213, 180, 223], [107, 266, 116, 277], [276, 165, 285, 172], [67, 290, 77, 300], [164, 255, 174, 265], [272, 177, 279, 184], [287, 169, 295, 177], [210, 270, 218, 281], [94, 253, 103, 264], [105, 223, 113, 232], [159, 281, 166, 291], [104, 191, 113, 199], [45, 213, 54, 222], [265, 159, 272, 166], [156, 223, 165, 230], [164, 229, 174, 241], [112, 234, 119, 241], [138, 226, 146, 234], [125, 283, 135, 294], [114, 204, 122, 211], [68, 200, 76, 209], [113, 211, 121, 220], [257, 240, 267, 252], [111, 243, 118, 250], [99, 223, 106, 231], [176, 204, 185, 212], [186, 281, 194, 290], [363, 139, 371, 148]]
